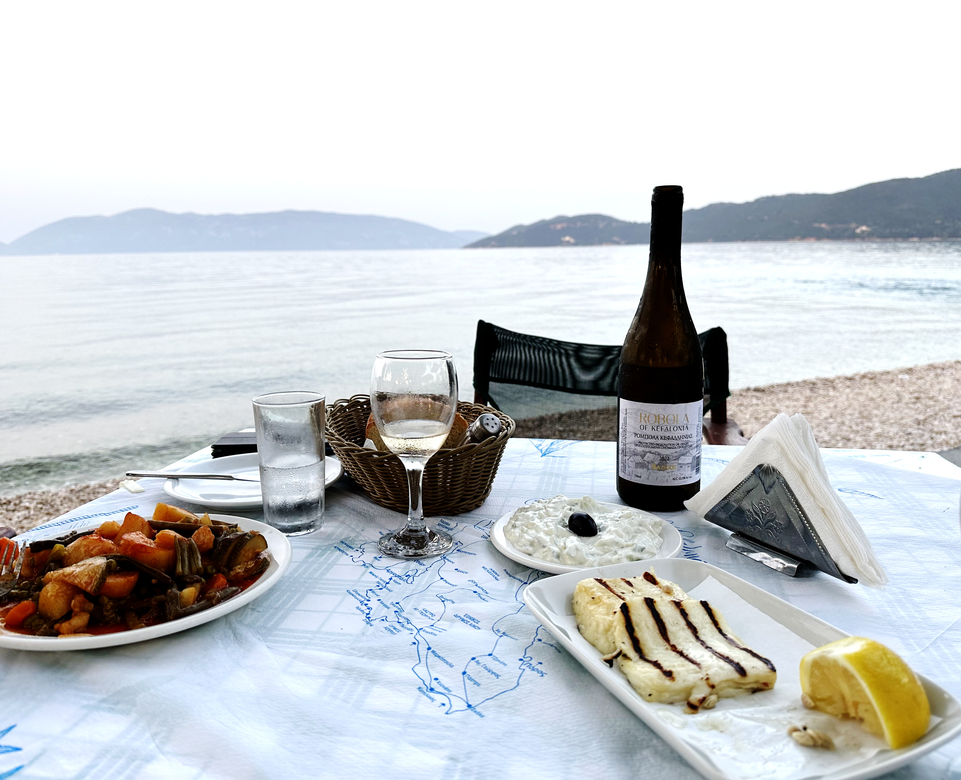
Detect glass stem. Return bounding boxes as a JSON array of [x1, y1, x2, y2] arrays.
[[401, 457, 428, 534]]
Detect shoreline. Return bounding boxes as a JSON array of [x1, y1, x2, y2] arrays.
[[4, 360, 960, 534], [513, 360, 961, 451]]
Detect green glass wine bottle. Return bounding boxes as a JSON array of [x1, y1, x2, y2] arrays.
[[617, 185, 704, 511]]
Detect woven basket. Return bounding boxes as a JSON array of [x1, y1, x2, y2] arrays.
[[326, 395, 515, 515]]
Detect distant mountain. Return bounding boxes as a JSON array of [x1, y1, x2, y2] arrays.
[[464, 214, 649, 248], [0, 209, 489, 255], [468, 169, 961, 247]]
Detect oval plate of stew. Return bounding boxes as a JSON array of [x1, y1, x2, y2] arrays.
[[0, 514, 292, 651]]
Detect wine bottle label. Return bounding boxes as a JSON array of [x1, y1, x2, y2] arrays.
[[618, 399, 702, 486]]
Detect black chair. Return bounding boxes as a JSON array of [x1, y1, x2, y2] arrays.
[[472, 320, 747, 445]]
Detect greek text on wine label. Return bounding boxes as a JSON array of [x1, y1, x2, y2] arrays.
[[618, 399, 702, 486]]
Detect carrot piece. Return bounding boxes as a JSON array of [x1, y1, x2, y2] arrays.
[[5, 600, 37, 628], [205, 573, 228, 593], [0, 537, 16, 565], [99, 572, 140, 599]]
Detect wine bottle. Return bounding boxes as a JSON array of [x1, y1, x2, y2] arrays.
[[617, 185, 703, 511]]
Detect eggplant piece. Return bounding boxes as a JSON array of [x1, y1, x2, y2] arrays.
[[164, 586, 182, 621], [28, 530, 91, 553], [148, 520, 237, 537], [210, 532, 246, 568], [42, 556, 116, 596], [231, 533, 267, 568], [226, 551, 270, 582], [212, 531, 268, 571]]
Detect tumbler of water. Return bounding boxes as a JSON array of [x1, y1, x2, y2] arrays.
[[252, 391, 326, 536]]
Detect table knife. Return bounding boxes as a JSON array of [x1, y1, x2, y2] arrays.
[[125, 471, 261, 482]]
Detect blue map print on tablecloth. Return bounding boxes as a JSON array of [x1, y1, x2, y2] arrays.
[[332, 517, 558, 717], [837, 487, 882, 500], [0, 725, 23, 779], [530, 440, 578, 457]]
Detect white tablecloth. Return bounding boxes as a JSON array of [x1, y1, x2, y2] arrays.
[[1, 441, 960, 779]]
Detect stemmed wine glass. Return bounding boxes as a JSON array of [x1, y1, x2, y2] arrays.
[[370, 350, 458, 558]]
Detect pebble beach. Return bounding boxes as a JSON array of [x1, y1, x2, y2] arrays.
[[3, 360, 960, 536]]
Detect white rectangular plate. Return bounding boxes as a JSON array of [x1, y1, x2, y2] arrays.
[[523, 558, 961, 780]]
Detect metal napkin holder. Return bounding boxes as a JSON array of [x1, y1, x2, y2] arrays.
[[703, 463, 857, 583]]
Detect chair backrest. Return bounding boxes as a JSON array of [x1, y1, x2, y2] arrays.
[[472, 321, 620, 420], [472, 320, 732, 422]]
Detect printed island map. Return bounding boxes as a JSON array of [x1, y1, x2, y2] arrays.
[[3, 439, 959, 780]]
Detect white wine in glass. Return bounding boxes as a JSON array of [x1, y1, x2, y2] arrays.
[[370, 350, 458, 558]]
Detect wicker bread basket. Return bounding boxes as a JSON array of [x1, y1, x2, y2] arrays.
[[326, 395, 515, 515]]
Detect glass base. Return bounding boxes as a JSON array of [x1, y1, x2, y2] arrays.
[[378, 527, 453, 559]]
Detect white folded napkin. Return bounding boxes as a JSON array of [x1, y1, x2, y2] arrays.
[[686, 413, 888, 588]]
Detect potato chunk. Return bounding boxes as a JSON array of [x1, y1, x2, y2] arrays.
[[118, 532, 175, 572], [63, 534, 119, 566], [39, 580, 82, 620], [191, 525, 215, 554], [152, 503, 201, 524], [114, 512, 155, 544]]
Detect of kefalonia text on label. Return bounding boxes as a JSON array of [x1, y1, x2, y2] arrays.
[[618, 399, 702, 486]]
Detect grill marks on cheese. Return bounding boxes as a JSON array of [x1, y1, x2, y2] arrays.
[[572, 572, 776, 712]]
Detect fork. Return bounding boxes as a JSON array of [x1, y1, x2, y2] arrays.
[[0, 537, 24, 597]]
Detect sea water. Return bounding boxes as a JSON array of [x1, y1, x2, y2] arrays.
[[2, 242, 960, 492]]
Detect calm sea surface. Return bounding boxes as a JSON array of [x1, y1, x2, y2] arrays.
[[2, 242, 960, 493]]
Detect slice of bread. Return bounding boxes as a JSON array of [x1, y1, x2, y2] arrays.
[[365, 412, 469, 451]]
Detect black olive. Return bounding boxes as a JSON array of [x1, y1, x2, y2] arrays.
[[567, 512, 598, 537]]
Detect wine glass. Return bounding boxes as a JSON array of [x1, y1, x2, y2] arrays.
[[370, 350, 458, 558]]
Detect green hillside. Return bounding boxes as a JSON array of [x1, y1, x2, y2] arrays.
[[468, 169, 961, 247]]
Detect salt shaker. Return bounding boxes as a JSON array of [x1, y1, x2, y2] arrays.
[[455, 413, 502, 447]]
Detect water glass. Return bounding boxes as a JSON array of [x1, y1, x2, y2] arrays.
[[252, 391, 326, 536]]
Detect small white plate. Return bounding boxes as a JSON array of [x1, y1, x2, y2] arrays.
[[162, 452, 343, 511], [523, 559, 961, 780], [490, 501, 683, 574], [1, 514, 292, 652]]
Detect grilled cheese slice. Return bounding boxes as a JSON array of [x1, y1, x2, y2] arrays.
[[573, 573, 776, 712], [572, 571, 689, 656]]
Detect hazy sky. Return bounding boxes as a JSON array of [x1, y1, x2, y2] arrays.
[[1, 1, 958, 243]]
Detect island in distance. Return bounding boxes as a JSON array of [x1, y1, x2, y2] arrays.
[[0, 209, 489, 255], [468, 168, 961, 247]]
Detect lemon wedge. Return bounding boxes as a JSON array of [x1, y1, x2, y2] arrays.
[[799, 636, 930, 749]]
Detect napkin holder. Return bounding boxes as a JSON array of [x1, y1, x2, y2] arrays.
[[210, 431, 258, 458], [211, 430, 334, 459], [703, 463, 857, 583]]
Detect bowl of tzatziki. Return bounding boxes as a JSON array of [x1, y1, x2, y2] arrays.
[[490, 495, 683, 574]]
